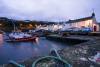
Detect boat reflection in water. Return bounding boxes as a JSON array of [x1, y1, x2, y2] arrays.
[[34, 37, 39, 44]]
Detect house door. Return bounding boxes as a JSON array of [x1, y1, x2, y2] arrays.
[[94, 26, 97, 32]]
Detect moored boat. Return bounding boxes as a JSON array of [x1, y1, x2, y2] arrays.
[[6, 37, 37, 42], [6, 32, 38, 42]]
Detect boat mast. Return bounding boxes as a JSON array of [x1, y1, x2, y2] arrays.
[[11, 20, 16, 32]]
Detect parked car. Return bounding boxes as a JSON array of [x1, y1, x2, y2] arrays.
[[81, 27, 92, 32]]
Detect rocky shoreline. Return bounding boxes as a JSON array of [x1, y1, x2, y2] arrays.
[[1, 35, 100, 67], [59, 36, 100, 67]]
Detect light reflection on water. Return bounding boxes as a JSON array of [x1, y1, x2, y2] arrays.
[[0, 34, 68, 64]]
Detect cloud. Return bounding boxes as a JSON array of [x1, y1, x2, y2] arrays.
[[0, 0, 100, 22]]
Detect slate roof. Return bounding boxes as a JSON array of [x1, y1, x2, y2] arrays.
[[66, 13, 95, 23]]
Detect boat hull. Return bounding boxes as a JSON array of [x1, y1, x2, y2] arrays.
[[6, 37, 37, 42]]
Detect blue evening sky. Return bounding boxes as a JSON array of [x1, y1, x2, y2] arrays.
[[0, 0, 100, 22]]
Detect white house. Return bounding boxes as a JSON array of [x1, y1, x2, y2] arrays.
[[36, 24, 63, 31], [62, 13, 99, 32]]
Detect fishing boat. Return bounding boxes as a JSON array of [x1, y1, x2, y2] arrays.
[[6, 32, 38, 42]]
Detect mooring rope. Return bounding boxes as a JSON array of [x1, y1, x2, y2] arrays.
[[32, 48, 72, 67], [9, 48, 72, 67]]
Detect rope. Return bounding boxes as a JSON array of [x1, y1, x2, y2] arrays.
[[8, 48, 72, 67], [32, 48, 72, 67], [9, 60, 25, 67]]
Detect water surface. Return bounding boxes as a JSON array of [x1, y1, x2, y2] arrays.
[[0, 34, 69, 64]]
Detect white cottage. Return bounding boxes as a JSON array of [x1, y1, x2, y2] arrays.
[[64, 13, 99, 32]]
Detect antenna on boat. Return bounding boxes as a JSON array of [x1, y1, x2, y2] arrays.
[[11, 20, 16, 32]]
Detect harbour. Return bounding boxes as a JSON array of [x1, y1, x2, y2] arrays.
[[0, 1, 100, 66], [0, 34, 69, 65], [0, 31, 100, 67]]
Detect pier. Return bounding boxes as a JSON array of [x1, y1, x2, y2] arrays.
[[46, 35, 89, 45]]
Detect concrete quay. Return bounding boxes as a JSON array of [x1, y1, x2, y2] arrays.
[[46, 35, 89, 45]]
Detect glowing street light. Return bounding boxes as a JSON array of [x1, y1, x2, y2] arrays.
[[0, 24, 2, 26]]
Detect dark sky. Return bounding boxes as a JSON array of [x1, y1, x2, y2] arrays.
[[0, 0, 100, 22]]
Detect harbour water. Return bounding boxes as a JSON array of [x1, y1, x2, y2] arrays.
[[0, 34, 69, 64]]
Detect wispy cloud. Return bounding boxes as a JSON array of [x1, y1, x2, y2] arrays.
[[0, 0, 100, 22]]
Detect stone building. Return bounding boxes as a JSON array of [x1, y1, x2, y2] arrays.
[[63, 13, 99, 32]]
